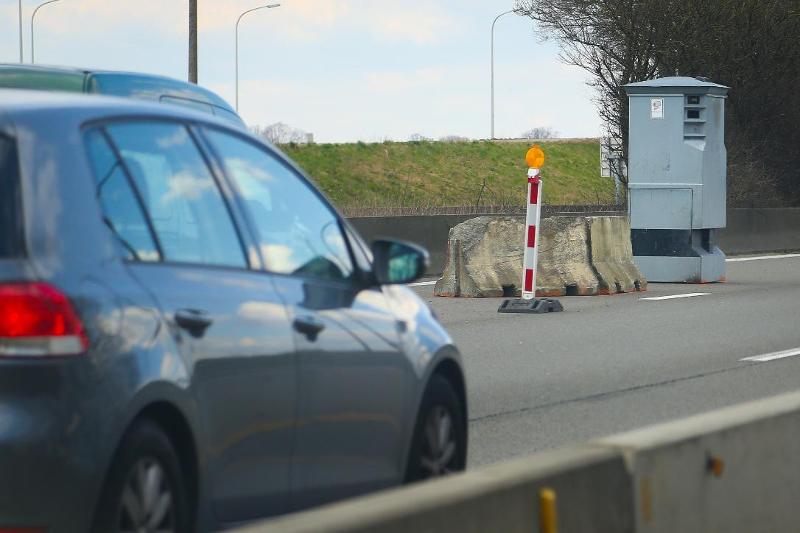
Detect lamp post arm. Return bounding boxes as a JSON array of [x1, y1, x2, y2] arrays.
[[31, 0, 62, 64], [235, 3, 280, 112], [491, 9, 516, 139], [18, 0, 23, 63]]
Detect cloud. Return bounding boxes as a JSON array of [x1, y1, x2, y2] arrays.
[[363, 68, 445, 93], [15, 0, 460, 57], [238, 301, 288, 323], [199, 0, 349, 38], [32, 0, 184, 38], [203, 0, 456, 45], [162, 171, 215, 204], [360, 3, 456, 45]]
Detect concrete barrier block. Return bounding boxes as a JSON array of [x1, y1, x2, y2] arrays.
[[433, 216, 601, 297], [238, 446, 634, 533], [434, 216, 524, 298], [538, 216, 599, 296], [588, 217, 647, 294]]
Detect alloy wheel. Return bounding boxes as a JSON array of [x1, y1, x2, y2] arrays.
[[117, 457, 175, 533], [420, 405, 458, 477]]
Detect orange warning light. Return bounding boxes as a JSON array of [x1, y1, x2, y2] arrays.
[[526, 145, 545, 169]]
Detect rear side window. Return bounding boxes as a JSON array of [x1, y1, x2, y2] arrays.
[[85, 130, 160, 261], [0, 135, 24, 258], [103, 122, 246, 268], [203, 128, 354, 281]]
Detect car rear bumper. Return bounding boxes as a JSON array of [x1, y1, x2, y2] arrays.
[[0, 359, 105, 533]]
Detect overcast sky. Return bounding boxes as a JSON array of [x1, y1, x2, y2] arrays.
[[0, 0, 601, 143]]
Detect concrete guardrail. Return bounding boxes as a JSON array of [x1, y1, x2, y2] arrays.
[[237, 391, 800, 533], [348, 208, 800, 277]]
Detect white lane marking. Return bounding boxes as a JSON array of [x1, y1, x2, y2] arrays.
[[640, 292, 710, 301], [741, 347, 800, 363], [727, 253, 800, 262], [409, 280, 437, 287]]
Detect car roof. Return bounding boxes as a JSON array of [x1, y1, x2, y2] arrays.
[[0, 64, 87, 92], [0, 89, 314, 213], [0, 64, 236, 113], [0, 89, 240, 133]]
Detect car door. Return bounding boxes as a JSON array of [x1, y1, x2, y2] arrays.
[[201, 128, 412, 510], [85, 122, 297, 522]]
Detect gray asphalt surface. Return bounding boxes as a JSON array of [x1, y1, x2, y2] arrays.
[[412, 254, 800, 467]]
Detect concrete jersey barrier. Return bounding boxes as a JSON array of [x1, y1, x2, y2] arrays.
[[347, 208, 800, 277], [589, 217, 648, 294], [433, 215, 646, 298], [237, 391, 800, 533]]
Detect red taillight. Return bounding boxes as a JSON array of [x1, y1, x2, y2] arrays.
[[0, 282, 88, 357]]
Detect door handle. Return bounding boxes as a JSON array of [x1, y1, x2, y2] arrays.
[[174, 309, 213, 338], [293, 316, 325, 342]]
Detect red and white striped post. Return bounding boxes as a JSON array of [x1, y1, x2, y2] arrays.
[[498, 145, 563, 314], [522, 166, 543, 300], [521, 144, 546, 299]]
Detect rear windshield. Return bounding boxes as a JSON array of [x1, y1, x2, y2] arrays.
[[0, 135, 24, 257]]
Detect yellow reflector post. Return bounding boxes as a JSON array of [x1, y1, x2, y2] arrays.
[[526, 145, 546, 169], [539, 487, 558, 533]]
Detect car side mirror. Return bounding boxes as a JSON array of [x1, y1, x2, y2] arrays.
[[371, 239, 429, 285]]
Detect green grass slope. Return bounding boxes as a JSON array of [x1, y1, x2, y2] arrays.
[[280, 139, 613, 210]]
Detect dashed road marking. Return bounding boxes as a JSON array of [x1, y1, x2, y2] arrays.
[[409, 280, 437, 287], [727, 253, 800, 263], [640, 293, 711, 301], [741, 347, 800, 363]]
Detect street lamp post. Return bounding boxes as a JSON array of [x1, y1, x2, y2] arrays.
[[189, 0, 197, 83], [235, 3, 280, 112], [31, 0, 62, 64], [491, 9, 516, 139], [18, 0, 23, 63]]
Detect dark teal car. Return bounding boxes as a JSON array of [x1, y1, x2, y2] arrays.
[[0, 64, 243, 126]]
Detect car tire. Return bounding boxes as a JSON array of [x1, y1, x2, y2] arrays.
[[404, 374, 467, 483], [91, 420, 191, 533]]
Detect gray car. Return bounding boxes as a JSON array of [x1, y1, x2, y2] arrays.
[[0, 90, 467, 533]]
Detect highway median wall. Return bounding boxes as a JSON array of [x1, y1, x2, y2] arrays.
[[348, 208, 800, 277], [238, 391, 800, 533]]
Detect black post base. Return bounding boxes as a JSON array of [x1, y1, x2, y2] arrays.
[[497, 298, 564, 314]]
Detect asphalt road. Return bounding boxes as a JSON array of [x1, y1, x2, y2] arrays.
[[412, 254, 800, 468]]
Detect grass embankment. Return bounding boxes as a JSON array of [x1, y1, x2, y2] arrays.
[[281, 139, 613, 211]]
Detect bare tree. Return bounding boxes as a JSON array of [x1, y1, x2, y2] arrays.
[[515, 0, 800, 204], [520, 127, 558, 140], [439, 135, 471, 143], [516, 0, 662, 186], [253, 123, 312, 144]]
